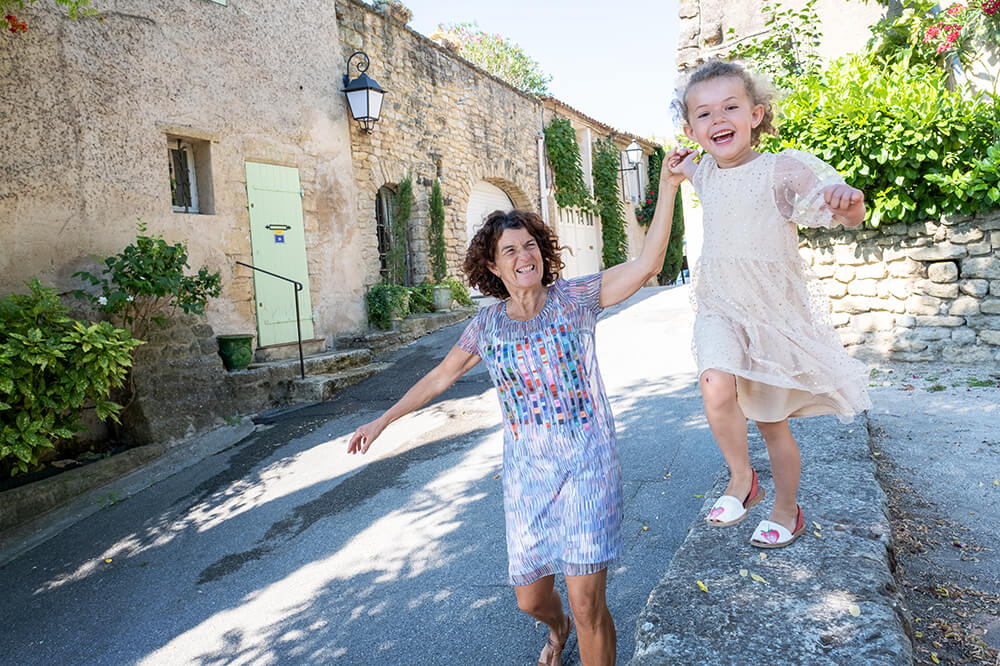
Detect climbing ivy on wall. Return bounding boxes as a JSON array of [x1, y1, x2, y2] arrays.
[[543, 118, 595, 212], [387, 176, 412, 286], [591, 138, 628, 268]]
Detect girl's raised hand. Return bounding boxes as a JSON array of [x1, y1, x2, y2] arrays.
[[662, 147, 697, 187], [823, 184, 866, 227]]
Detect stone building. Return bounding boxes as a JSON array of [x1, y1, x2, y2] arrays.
[[337, 0, 656, 288], [0, 0, 659, 444]]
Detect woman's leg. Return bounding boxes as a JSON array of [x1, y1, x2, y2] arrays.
[[514, 575, 570, 662], [755, 419, 801, 530], [565, 569, 615, 666], [700, 369, 753, 498]]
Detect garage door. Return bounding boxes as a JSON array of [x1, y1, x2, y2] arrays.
[[466, 181, 514, 246]]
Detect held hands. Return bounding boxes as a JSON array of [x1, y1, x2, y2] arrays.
[[662, 147, 698, 188], [823, 184, 866, 226], [347, 418, 385, 455]]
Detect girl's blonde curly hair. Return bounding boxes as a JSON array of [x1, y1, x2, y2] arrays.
[[672, 60, 777, 147]]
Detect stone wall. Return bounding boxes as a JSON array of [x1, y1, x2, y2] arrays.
[[801, 212, 1000, 363], [337, 0, 542, 287]]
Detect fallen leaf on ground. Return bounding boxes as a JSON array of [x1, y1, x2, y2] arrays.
[[105, 559, 112, 563], [642, 525, 649, 531], [848, 603, 861, 617], [812, 521, 822, 530], [814, 531, 823, 538], [900, 384, 915, 391], [693, 494, 704, 498], [759, 553, 767, 560], [696, 580, 709, 593], [930, 653, 940, 664], [750, 573, 769, 585], [915, 631, 923, 638], [739, 569, 748, 577], [493, 474, 500, 479]]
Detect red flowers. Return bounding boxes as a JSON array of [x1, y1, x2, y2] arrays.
[[984, 0, 1000, 14], [923, 20, 963, 53], [4, 14, 27, 34], [946, 4, 965, 15]]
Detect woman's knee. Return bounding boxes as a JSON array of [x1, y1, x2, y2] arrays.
[[699, 370, 737, 410]]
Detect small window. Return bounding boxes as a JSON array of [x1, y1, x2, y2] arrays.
[[169, 141, 199, 213], [166, 136, 214, 214]]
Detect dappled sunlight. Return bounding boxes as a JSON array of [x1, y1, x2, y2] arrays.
[[33, 390, 498, 595], [136, 426, 503, 665]]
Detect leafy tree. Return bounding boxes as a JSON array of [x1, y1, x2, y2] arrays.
[[431, 22, 551, 95], [428, 179, 447, 282], [387, 177, 413, 286]]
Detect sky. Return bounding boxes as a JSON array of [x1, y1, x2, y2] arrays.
[[400, 0, 682, 143]]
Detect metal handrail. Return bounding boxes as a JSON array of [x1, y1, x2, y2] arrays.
[[236, 261, 306, 379]]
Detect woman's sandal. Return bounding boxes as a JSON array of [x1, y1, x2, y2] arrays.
[[750, 504, 806, 548], [705, 469, 765, 527], [537, 613, 572, 666]]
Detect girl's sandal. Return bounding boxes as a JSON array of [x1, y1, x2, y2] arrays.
[[537, 613, 572, 666], [750, 505, 806, 549], [705, 469, 765, 527]]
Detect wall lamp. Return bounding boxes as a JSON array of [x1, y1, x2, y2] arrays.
[[342, 50, 386, 134], [618, 139, 643, 197]]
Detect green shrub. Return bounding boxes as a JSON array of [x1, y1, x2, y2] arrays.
[[74, 221, 221, 342], [0, 280, 141, 476], [592, 138, 628, 267], [763, 55, 1000, 226], [408, 282, 435, 314], [365, 283, 410, 330], [635, 147, 665, 228], [442, 276, 474, 307], [428, 179, 447, 283], [659, 184, 687, 285], [387, 178, 413, 286]]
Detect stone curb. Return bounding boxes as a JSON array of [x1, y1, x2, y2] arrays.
[[629, 415, 912, 665], [0, 419, 256, 568]]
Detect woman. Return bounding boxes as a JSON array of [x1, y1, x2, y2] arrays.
[[348, 153, 687, 666]]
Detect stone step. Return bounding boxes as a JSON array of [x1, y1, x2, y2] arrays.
[[246, 348, 372, 375], [253, 337, 326, 363], [290, 362, 391, 402]]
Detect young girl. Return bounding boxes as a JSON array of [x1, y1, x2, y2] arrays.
[[673, 60, 872, 548]]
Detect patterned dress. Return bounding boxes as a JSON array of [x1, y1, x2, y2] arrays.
[[690, 149, 872, 423], [457, 274, 623, 586]]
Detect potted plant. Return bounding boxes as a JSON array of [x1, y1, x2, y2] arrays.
[[428, 179, 452, 311], [365, 283, 410, 330], [216, 333, 255, 371]]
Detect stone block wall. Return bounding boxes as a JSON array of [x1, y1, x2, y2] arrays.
[[800, 212, 1000, 363], [337, 0, 542, 287]]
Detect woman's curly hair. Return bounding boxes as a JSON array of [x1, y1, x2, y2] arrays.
[[671, 59, 777, 147], [463, 209, 564, 299]]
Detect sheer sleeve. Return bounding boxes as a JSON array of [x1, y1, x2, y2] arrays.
[[773, 149, 847, 228], [690, 153, 713, 195], [456, 310, 483, 355], [562, 273, 603, 315]]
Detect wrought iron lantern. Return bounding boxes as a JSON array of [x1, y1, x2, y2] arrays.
[[342, 50, 386, 134]]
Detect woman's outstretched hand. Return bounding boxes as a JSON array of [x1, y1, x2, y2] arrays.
[[348, 418, 385, 455], [663, 147, 697, 187]]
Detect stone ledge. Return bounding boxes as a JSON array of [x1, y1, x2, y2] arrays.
[[630, 416, 911, 665]]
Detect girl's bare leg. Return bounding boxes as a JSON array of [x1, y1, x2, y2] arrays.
[[755, 419, 801, 530], [699, 369, 753, 498]]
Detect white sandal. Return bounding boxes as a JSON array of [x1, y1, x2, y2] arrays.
[[750, 505, 806, 548], [705, 469, 764, 527]]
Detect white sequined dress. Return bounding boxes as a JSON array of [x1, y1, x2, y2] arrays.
[[690, 149, 871, 423]]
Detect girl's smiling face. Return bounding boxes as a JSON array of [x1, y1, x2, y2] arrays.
[[683, 75, 765, 168]]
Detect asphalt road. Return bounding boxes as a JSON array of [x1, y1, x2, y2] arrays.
[[0, 284, 721, 665]]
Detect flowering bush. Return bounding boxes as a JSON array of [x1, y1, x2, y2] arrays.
[[0, 0, 96, 35], [431, 22, 551, 95]]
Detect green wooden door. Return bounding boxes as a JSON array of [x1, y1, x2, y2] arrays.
[[246, 162, 315, 346]]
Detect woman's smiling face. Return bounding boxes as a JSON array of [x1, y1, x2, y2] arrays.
[[488, 226, 545, 291], [683, 75, 764, 168]]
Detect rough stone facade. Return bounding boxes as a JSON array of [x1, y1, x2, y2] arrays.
[[0, 1, 363, 342], [801, 213, 1000, 363], [337, 0, 542, 286]]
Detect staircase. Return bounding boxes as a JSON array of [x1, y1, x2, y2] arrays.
[[242, 307, 477, 406]]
